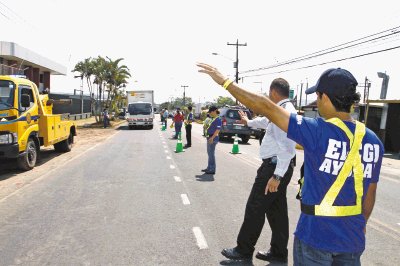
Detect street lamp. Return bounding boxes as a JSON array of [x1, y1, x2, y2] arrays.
[[74, 75, 84, 114]]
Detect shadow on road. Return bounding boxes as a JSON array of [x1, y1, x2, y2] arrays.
[[0, 149, 63, 180], [220, 259, 254, 265], [195, 174, 214, 182], [116, 125, 153, 131]]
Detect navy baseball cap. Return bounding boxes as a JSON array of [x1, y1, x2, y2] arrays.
[[305, 68, 358, 96], [208, 106, 218, 113]]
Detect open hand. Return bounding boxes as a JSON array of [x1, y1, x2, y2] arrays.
[[197, 63, 227, 86], [237, 110, 249, 125]]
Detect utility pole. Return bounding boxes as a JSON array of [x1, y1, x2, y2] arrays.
[[298, 81, 303, 112], [304, 79, 308, 106], [228, 39, 247, 104], [181, 85, 188, 107]]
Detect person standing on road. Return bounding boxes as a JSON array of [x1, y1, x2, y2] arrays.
[[103, 108, 109, 128], [197, 63, 383, 265], [184, 106, 194, 148], [171, 108, 184, 139], [201, 106, 221, 175], [162, 108, 169, 128], [220, 79, 297, 263]]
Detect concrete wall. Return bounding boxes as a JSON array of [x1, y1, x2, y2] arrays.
[[49, 93, 91, 114]]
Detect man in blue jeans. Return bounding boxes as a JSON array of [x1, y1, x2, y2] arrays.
[[202, 106, 221, 175], [197, 63, 383, 265]]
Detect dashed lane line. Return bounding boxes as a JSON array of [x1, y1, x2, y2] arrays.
[[166, 156, 171, 160], [192, 227, 208, 249], [181, 194, 190, 205], [174, 176, 182, 182], [170, 164, 176, 169]]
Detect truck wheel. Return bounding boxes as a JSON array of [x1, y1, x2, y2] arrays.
[[240, 135, 250, 144], [149, 125, 153, 130], [17, 139, 37, 171], [54, 132, 73, 152]]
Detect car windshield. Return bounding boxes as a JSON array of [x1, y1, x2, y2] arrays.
[[0, 80, 15, 111], [128, 103, 152, 115]]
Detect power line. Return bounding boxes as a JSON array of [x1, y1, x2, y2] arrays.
[[0, 1, 25, 21], [240, 25, 400, 74], [0, 7, 10, 20], [242, 45, 400, 78]]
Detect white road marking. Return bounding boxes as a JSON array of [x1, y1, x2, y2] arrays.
[[166, 156, 171, 160], [192, 227, 208, 249], [397, 223, 400, 226], [170, 165, 175, 169], [165, 150, 169, 153], [163, 145, 167, 148], [174, 176, 182, 182], [181, 194, 190, 205], [162, 141, 166, 144]]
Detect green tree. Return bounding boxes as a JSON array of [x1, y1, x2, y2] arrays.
[[72, 56, 131, 122], [215, 96, 235, 107]]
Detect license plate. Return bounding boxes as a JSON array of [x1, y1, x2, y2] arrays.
[[136, 122, 144, 125], [234, 125, 242, 129]]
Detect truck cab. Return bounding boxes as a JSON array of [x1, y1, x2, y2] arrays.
[[0, 75, 76, 170], [126, 101, 154, 129]]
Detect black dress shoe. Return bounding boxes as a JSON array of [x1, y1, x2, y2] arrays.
[[221, 248, 252, 261], [184, 144, 191, 148], [256, 250, 287, 263], [205, 171, 215, 175], [201, 169, 208, 172]]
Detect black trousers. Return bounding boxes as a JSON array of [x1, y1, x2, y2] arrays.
[[185, 124, 192, 146], [236, 159, 294, 257]]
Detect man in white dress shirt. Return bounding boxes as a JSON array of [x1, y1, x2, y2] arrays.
[[221, 78, 297, 263]]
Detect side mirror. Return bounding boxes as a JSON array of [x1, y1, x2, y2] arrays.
[[21, 94, 31, 108]]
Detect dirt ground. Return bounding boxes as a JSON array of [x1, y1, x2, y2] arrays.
[[0, 121, 124, 201]]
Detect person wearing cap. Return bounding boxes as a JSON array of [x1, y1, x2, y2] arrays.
[[197, 63, 383, 265], [201, 106, 222, 175], [184, 106, 194, 148]]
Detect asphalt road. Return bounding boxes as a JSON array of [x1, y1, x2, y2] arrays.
[[0, 118, 399, 265]]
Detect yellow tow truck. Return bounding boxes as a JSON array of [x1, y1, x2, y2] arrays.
[[0, 75, 76, 170]]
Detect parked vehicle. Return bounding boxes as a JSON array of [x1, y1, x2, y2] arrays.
[[125, 90, 154, 129], [218, 106, 252, 143], [0, 75, 76, 170]]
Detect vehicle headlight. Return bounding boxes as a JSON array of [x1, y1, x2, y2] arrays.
[[0, 132, 17, 144]]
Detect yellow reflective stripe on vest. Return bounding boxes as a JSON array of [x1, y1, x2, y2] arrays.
[[314, 118, 366, 216], [205, 117, 216, 137]]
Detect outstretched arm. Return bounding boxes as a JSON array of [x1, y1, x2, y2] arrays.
[[197, 63, 290, 132]]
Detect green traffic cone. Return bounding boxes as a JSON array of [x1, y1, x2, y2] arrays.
[[230, 134, 240, 154], [161, 124, 166, 131], [175, 132, 184, 153]]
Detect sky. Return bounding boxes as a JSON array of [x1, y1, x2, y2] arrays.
[[1, 0, 400, 105]]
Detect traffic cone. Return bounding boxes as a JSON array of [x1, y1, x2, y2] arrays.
[[175, 132, 184, 153], [161, 124, 166, 131], [230, 134, 241, 154]]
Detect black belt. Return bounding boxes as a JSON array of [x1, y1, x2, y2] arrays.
[[301, 203, 315, 215], [262, 156, 296, 166]]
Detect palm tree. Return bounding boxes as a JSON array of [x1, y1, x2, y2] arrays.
[[73, 56, 131, 122]]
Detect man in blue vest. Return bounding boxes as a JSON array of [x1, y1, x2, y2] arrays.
[[197, 63, 383, 265], [202, 106, 222, 175]]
